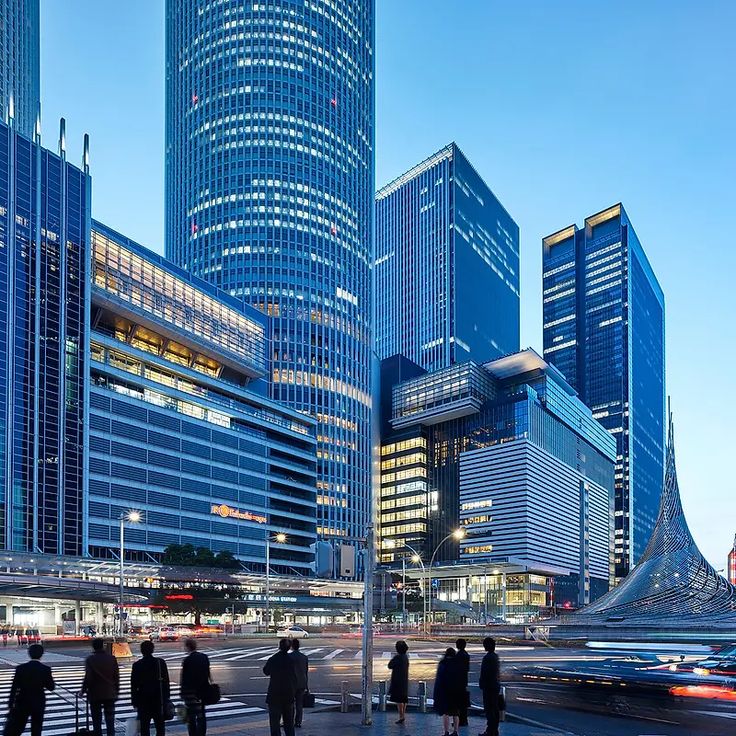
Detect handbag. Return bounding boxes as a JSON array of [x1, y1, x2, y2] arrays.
[[202, 682, 221, 706], [125, 718, 140, 736], [302, 690, 315, 708], [157, 659, 175, 721]]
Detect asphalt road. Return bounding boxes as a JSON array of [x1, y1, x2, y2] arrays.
[[1, 636, 734, 735]]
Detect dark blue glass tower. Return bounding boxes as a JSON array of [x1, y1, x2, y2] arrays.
[[543, 204, 665, 579], [375, 143, 520, 371], [0, 117, 90, 554], [0, 0, 40, 138], [165, 1, 375, 542]]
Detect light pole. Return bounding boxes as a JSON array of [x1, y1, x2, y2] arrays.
[[385, 539, 427, 633], [264, 532, 286, 632], [427, 529, 465, 633], [492, 568, 507, 621], [119, 511, 141, 637]]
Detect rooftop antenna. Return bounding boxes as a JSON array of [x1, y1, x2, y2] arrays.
[[34, 104, 41, 144], [58, 118, 66, 158], [83, 133, 90, 174]]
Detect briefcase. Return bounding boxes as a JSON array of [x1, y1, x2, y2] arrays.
[[302, 690, 316, 708]]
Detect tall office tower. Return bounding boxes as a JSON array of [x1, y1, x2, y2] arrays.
[[165, 1, 375, 543], [0, 0, 40, 138], [729, 535, 736, 587], [543, 204, 665, 580], [0, 117, 90, 555], [375, 143, 520, 372]]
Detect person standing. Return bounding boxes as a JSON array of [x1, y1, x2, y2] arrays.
[[180, 638, 210, 736], [263, 639, 297, 736], [82, 638, 120, 736], [455, 638, 470, 727], [433, 648, 463, 736], [479, 637, 501, 736], [131, 640, 170, 736], [289, 639, 309, 729], [388, 640, 409, 725], [4, 644, 55, 736]]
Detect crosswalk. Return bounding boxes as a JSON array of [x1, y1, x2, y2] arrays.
[[159, 646, 458, 663], [0, 665, 263, 736]]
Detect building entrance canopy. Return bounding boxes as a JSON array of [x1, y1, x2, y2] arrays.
[[573, 413, 736, 626]]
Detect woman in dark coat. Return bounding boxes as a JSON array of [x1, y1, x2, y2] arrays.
[[387, 640, 409, 724], [433, 648, 464, 736]]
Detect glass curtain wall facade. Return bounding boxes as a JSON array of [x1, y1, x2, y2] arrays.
[[0, 118, 90, 555], [165, 1, 375, 544], [543, 204, 665, 579], [0, 0, 39, 138], [375, 143, 520, 372], [380, 350, 616, 580], [89, 223, 317, 572]]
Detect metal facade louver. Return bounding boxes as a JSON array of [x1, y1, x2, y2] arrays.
[[572, 410, 736, 625]]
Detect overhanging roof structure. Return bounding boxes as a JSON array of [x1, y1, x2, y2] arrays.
[[572, 412, 736, 626]]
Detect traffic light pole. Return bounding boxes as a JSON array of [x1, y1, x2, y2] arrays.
[[361, 522, 375, 726]]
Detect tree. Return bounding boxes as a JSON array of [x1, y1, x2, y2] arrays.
[[161, 545, 241, 570]]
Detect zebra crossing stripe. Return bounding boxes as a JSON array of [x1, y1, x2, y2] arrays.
[[0, 666, 263, 735], [322, 649, 344, 660]]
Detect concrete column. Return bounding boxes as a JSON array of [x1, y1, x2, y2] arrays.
[[96, 602, 104, 632], [75, 600, 82, 635]]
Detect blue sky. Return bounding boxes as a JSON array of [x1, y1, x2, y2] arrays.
[[41, 1, 735, 567]]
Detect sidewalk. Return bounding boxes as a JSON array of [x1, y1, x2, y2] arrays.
[[177, 710, 565, 735]]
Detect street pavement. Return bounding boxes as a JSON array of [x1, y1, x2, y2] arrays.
[[0, 636, 732, 735]]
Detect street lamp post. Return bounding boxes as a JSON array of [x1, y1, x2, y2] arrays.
[[264, 532, 287, 632], [384, 539, 426, 632], [426, 529, 465, 633], [118, 511, 141, 637]]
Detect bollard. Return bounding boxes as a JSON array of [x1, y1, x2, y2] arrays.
[[418, 681, 427, 713], [378, 680, 387, 712], [340, 680, 349, 713]]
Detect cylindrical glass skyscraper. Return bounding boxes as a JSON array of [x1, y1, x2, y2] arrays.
[[0, 0, 40, 138], [165, 1, 375, 544]]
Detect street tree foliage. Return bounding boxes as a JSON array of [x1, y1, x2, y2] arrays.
[[161, 543, 241, 570]]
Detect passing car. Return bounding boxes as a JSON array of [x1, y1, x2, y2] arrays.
[[150, 626, 179, 642], [665, 644, 736, 675], [278, 625, 309, 640]]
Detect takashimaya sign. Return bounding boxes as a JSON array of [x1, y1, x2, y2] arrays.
[[211, 503, 267, 524]]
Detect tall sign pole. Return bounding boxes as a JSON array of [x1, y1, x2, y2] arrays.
[[361, 522, 375, 725]]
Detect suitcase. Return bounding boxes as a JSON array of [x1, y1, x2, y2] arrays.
[[302, 690, 316, 708], [72, 693, 92, 736]]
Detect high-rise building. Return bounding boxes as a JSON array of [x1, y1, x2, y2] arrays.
[[379, 349, 616, 608], [88, 223, 317, 572], [165, 0, 375, 543], [728, 535, 736, 587], [0, 0, 40, 138], [375, 143, 520, 372], [0, 117, 90, 555], [542, 204, 665, 579]]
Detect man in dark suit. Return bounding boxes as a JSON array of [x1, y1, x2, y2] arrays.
[[263, 639, 297, 736], [479, 637, 501, 736], [131, 640, 170, 736], [180, 638, 211, 736], [4, 644, 55, 736], [455, 638, 470, 727], [82, 638, 120, 736], [290, 639, 309, 728]]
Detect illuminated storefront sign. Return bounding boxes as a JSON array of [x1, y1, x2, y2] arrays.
[[210, 503, 267, 524]]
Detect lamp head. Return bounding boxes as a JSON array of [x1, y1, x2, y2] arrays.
[[127, 511, 142, 523], [452, 528, 466, 540], [275, 533, 287, 544], [411, 554, 421, 564]]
